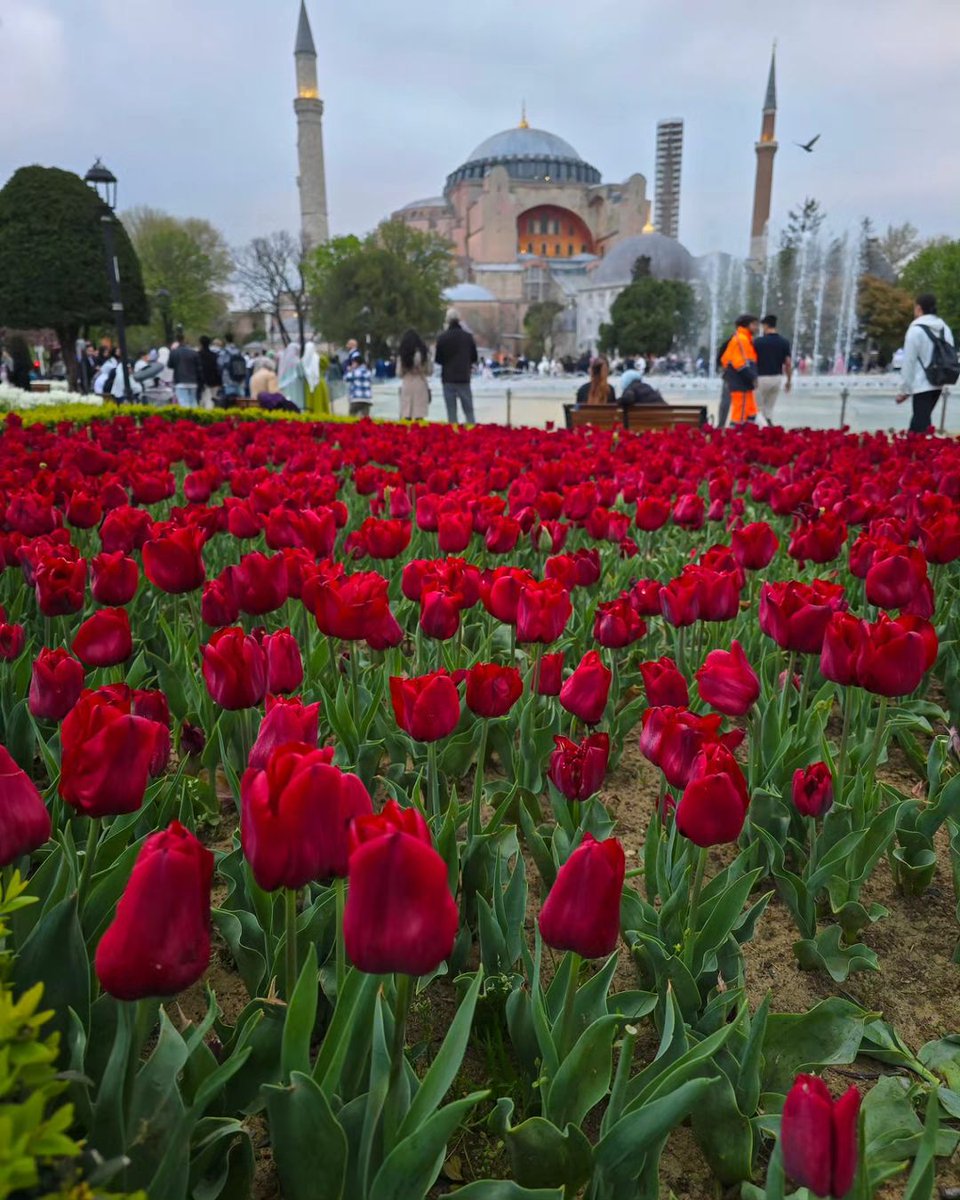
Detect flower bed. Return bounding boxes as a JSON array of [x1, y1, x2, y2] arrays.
[[1, 410, 959, 1199]]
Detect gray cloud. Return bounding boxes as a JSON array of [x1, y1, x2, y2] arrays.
[[2, 0, 958, 258]]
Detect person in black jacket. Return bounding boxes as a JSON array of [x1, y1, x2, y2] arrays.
[[434, 308, 478, 424], [198, 336, 222, 409]]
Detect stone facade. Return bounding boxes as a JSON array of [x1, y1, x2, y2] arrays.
[[294, 3, 329, 247], [749, 48, 778, 269]]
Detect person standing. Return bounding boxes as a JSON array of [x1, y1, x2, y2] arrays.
[[752, 314, 792, 423], [277, 342, 306, 410], [167, 338, 201, 408], [344, 350, 373, 414], [896, 293, 957, 433], [218, 337, 248, 408], [397, 328, 431, 420], [198, 336, 221, 409], [719, 315, 760, 426], [302, 341, 330, 415], [434, 307, 478, 424]]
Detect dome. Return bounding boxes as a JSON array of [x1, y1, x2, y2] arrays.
[[443, 282, 497, 303], [467, 127, 583, 164], [447, 124, 601, 190], [588, 232, 695, 286]]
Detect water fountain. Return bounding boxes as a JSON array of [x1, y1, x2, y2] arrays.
[[707, 255, 720, 379], [811, 259, 827, 375]]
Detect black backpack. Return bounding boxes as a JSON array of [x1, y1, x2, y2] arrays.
[[226, 351, 247, 384], [921, 324, 960, 387]]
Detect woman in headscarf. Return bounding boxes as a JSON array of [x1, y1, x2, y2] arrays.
[[397, 328, 430, 420], [302, 340, 330, 416], [277, 341, 305, 411]]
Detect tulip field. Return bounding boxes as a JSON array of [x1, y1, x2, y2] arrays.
[[3, 406, 960, 1200]]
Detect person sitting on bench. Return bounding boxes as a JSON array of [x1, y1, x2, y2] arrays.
[[621, 377, 667, 406], [575, 356, 616, 408]]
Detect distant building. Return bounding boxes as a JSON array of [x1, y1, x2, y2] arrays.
[[749, 46, 778, 269], [654, 120, 683, 241], [294, 2, 329, 247]]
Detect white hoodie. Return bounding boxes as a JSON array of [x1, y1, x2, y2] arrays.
[[899, 312, 955, 396]]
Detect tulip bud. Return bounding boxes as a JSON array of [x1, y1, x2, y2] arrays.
[[390, 671, 461, 742], [547, 733, 609, 801], [792, 762, 834, 819], [638, 656, 689, 708], [29, 648, 85, 721], [696, 640, 760, 716], [781, 1075, 860, 1199], [72, 607, 133, 668], [538, 834, 625, 959], [559, 650, 611, 726], [0, 745, 52, 865], [465, 663, 523, 719]]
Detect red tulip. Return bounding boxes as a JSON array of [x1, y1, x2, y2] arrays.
[[865, 545, 927, 611], [820, 612, 868, 687], [593, 597, 647, 648], [390, 671, 461, 741], [480, 567, 534, 625], [465, 663, 523, 718], [420, 587, 462, 640], [485, 515, 522, 554], [437, 510, 473, 554], [676, 745, 750, 847], [344, 811, 458, 975], [559, 650, 611, 725], [72, 607, 133, 668], [672, 494, 705, 530], [95, 820, 213, 1000], [314, 571, 402, 649], [517, 578, 572, 644], [696, 640, 760, 716], [0, 623, 25, 661], [233, 551, 288, 616], [690, 566, 742, 623], [635, 497, 671, 532], [536, 651, 564, 696], [731, 521, 779, 570], [639, 706, 743, 789], [781, 1075, 860, 1199], [201, 575, 240, 628], [538, 834, 625, 958], [66, 491, 103, 529], [35, 556, 86, 616], [359, 517, 412, 560], [759, 580, 846, 654], [0, 745, 51, 865], [60, 690, 166, 816], [132, 688, 171, 775], [792, 762, 834, 818], [639, 656, 689, 707], [547, 733, 609, 801], [855, 614, 929, 697], [142, 526, 206, 594], [349, 797, 430, 853], [100, 505, 154, 554], [630, 578, 663, 616], [262, 628, 303, 694], [788, 513, 847, 565], [248, 696, 321, 769], [29, 648, 85, 720], [659, 575, 700, 627], [893, 613, 938, 670], [920, 513, 960, 564], [202, 626, 268, 710], [242, 744, 371, 887], [91, 551, 139, 605]]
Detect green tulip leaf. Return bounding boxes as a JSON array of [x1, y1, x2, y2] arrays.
[[502, 1116, 593, 1197], [448, 1183, 563, 1199], [918, 1035, 960, 1091], [281, 942, 319, 1082], [690, 1073, 754, 1185], [13, 891, 89, 1041], [369, 1091, 489, 1200], [544, 1014, 619, 1129], [264, 1070, 347, 1200], [793, 924, 879, 982], [125, 1008, 189, 1189], [761, 996, 871, 1095]]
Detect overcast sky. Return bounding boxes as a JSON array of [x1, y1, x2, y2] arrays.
[[3, 0, 959, 260]]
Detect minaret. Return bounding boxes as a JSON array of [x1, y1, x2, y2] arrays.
[[294, 1, 329, 247], [749, 44, 778, 268]]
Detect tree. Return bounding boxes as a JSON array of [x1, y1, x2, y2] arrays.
[[0, 166, 147, 385], [523, 301, 563, 360], [901, 240, 960, 336], [878, 222, 922, 277], [858, 274, 914, 362], [598, 272, 696, 357], [305, 222, 454, 355], [235, 231, 309, 347], [123, 207, 232, 339]]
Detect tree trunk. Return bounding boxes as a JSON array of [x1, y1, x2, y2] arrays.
[[57, 324, 80, 391]]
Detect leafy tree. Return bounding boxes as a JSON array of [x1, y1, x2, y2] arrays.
[[235, 231, 309, 347], [598, 270, 695, 356], [858, 274, 914, 362], [123, 207, 232, 340], [523, 300, 563, 360], [305, 222, 454, 355], [901, 240, 960, 335], [878, 222, 922, 277], [0, 166, 147, 385]]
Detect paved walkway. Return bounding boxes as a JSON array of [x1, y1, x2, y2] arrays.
[[348, 374, 958, 434]]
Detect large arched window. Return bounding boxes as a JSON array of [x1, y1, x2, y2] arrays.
[[516, 205, 593, 258]]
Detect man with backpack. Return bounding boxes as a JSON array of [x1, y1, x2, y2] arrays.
[[896, 293, 958, 433], [218, 338, 248, 408], [167, 339, 201, 408]]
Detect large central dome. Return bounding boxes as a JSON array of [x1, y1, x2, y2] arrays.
[[446, 124, 601, 190]]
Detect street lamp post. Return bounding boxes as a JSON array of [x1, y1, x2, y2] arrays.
[[155, 288, 174, 345], [84, 159, 132, 403]]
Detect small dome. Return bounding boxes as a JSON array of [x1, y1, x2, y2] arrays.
[[444, 282, 497, 303], [467, 127, 583, 164], [398, 196, 448, 212], [588, 232, 695, 286]]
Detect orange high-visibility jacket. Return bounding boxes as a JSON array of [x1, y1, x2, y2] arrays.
[[720, 330, 758, 424]]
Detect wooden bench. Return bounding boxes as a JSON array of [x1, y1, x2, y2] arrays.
[[563, 403, 707, 432]]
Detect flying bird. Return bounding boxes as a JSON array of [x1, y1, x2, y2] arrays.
[[795, 134, 821, 153]]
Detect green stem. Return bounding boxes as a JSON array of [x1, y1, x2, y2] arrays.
[[76, 819, 100, 910], [334, 877, 346, 998], [606, 1024, 638, 1131], [796, 662, 811, 725], [384, 972, 413, 1148], [470, 721, 490, 837], [675, 625, 687, 679], [779, 651, 797, 731], [836, 686, 852, 804], [864, 695, 890, 813], [683, 847, 708, 972], [427, 740, 440, 821], [557, 951, 581, 1059], [284, 888, 299, 999], [349, 644, 361, 735]]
